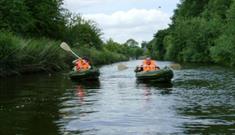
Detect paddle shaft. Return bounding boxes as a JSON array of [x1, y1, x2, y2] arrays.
[[60, 42, 82, 59], [70, 50, 81, 59]]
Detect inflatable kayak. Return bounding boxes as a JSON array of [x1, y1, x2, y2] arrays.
[[69, 68, 100, 80], [135, 67, 173, 82]]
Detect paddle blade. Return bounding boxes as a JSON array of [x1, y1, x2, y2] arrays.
[[117, 64, 128, 71], [60, 42, 72, 52], [169, 63, 181, 70]]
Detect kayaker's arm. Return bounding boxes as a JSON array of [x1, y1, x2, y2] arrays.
[[72, 59, 79, 64], [135, 65, 144, 72]]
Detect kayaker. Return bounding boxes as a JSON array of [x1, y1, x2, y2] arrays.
[[142, 57, 160, 72], [82, 57, 91, 66], [73, 58, 91, 71]]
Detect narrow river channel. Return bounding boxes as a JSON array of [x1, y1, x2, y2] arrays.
[[0, 60, 235, 135]]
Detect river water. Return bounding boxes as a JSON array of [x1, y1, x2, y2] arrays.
[[0, 60, 235, 135]]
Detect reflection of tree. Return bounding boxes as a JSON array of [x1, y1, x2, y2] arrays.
[[0, 74, 72, 135]]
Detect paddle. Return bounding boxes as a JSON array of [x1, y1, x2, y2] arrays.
[[60, 42, 81, 59], [117, 63, 128, 71]]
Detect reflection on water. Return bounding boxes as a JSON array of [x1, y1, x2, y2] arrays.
[[0, 60, 235, 135], [76, 85, 85, 102], [0, 74, 71, 135], [75, 80, 100, 103]]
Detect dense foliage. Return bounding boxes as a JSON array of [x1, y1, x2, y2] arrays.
[[0, 0, 66, 39], [0, 0, 143, 76], [104, 39, 144, 59], [0, 31, 68, 76], [147, 0, 235, 66]]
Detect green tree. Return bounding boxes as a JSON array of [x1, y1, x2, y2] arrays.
[[141, 41, 148, 49], [0, 0, 33, 34], [125, 39, 139, 47], [202, 0, 232, 19], [148, 0, 235, 66], [210, 0, 235, 66], [24, 0, 66, 39], [152, 29, 170, 60], [65, 15, 103, 49]]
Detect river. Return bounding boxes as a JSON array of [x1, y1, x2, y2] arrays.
[[0, 60, 235, 135]]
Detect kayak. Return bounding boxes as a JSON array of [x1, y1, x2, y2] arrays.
[[69, 68, 100, 80], [135, 66, 173, 82]]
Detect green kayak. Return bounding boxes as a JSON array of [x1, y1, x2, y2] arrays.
[[69, 68, 100, 80], [135, 66, 173, 82]]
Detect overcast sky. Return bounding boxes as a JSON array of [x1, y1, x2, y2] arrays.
[[63, 0, 180, 43]]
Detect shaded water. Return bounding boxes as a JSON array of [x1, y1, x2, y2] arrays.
[[0, 60, 235, 135]]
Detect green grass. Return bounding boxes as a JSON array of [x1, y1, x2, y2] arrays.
[[0, 31, 129, 77], [0, 31, 69, 76]]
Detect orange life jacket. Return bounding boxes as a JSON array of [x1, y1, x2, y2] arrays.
[[143, 60, 158, 71], [75, 59, 90, 71]]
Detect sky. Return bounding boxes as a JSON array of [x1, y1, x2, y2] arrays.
[[63, 0, 180, 44]]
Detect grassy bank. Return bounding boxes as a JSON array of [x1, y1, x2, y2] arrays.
[[0, 31, 129, 77]]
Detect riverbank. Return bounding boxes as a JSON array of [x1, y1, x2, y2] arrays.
[[0, 32, 130, 77]]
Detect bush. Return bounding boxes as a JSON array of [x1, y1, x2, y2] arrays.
[[0, 31, 68, 76]]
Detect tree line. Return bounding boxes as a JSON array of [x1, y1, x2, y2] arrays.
[[0, 0, 143, 76], [147, 0, 235, 67]]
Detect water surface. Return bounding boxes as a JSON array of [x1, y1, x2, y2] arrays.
[[0, 60, 235, 134]]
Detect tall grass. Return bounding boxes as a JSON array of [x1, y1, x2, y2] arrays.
[[0, 31, 69, 76], [0, 31, 129, 77]]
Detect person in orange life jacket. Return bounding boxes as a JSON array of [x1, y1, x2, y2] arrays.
[[72, 57, 91, 71], [135, 57, 159, 72], [143, 57, 160, 71]]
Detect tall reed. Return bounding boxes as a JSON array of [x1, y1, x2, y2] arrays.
[[0, 31, 129, 77]]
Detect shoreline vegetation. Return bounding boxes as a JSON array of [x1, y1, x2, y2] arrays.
[[146, 0, 235, 67], [0, 0, 143, 77], [2, 0, 234, 77], [0, 31, 144, 77]]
